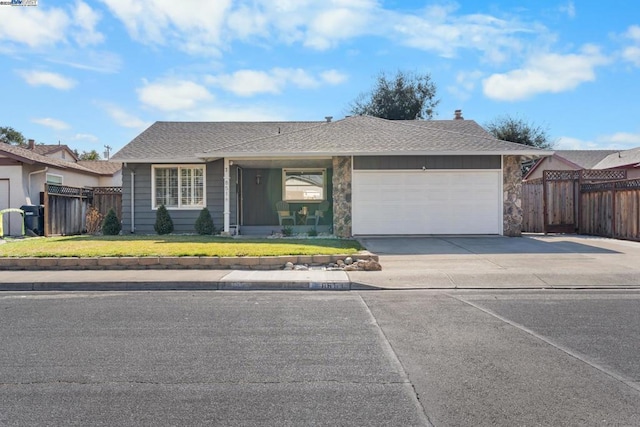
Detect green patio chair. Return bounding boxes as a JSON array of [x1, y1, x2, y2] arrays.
[[275, 201, 295, 226], [306, 201, 330, 227]]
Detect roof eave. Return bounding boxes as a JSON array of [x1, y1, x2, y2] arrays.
[[210, 149, 555, 158], [112, 157, 208, 164]]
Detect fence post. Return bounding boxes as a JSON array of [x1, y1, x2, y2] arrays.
[[611, 182, 617, 239], [542, 171, 548, 234], [43, 183, 50, 237]]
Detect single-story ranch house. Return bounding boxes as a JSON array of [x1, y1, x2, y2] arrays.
[[111, 114, 552, 237]]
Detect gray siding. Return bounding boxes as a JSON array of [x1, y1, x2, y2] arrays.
[[354, 155, 501, 170], [241, 168, 333, 226], [122, 160, 236, 234]]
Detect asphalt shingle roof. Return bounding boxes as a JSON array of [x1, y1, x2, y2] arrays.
[[551, 150, 618, 169], [112, 121, 322, 161], [593, 147, 640, 170], [0, 143, 98, 174], [77, 160, 122, 175], [112, 115, 550, 162]]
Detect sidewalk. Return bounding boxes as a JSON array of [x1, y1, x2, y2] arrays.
[[1, 235, 640, 291]]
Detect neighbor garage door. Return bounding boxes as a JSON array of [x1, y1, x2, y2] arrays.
[[352, 170, 502, 235]]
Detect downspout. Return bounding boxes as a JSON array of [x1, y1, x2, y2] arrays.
[[27, 167, 48, 204], [130, 168, 135, 233], [223, 158, 230, 234]]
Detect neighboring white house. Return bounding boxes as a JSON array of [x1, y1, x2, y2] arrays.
[[0, 141, 122, 236]]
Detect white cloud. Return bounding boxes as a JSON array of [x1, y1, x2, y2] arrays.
[[604, 132, 640, 147], [32, 118, 71, 131], [447, 70, 483, 99], [137, 79, 213, 111], [181, 106, 285, 122], [98, 0, 548, 63], [0, 2, 103, 49], [622, 25, 640, 66], [320, 69, 348, 85], [556, 132, 640, 150], [0, 6, 69, 47], [207, 68, 344, 97], [209, 70, 283, 97], [304, 6, 375, 50], [554, 137, 595, 150], [483, 45, 609, 101], [18, 70, 77, 90], [101, 103, 149, 129], [72, 133, 99, 142], [48, 50, 123, 74], [560, 1, 576, 19], [100, 0, 231, 55], [72, 1, 105, 46], [391, 4, 543, 63]]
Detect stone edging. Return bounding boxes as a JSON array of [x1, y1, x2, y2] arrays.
[[0, 252, 378, 271]]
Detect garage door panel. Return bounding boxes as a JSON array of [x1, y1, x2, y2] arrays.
[[353, 171, 501, 235]]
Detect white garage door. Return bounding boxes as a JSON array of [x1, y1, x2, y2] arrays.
[[352, 170, 502, 235]]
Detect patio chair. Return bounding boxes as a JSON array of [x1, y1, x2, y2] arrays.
[[275, 200, 296, 226], [306, 201, 330, 227]]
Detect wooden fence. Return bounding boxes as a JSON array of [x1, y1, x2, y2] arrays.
[[522, 169, 640, 241], [43, 184, 122, 236], [581, 178, 640, 241]]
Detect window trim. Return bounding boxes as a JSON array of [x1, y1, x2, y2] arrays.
[[151, 164, 206, 210], [282, 168, 326, 202], [46, 173, 63, 185]]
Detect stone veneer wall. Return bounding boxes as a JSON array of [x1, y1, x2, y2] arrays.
[[503, 155, 523, 237], [332, 156, 352, 237]]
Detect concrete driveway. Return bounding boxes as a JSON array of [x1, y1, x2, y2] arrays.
[[350, 234, 640, 289]]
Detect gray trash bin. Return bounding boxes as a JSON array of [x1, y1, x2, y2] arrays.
[[20, 205, 44, 236]]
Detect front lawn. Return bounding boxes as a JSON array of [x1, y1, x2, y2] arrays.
[[0, 235, 364, 258]]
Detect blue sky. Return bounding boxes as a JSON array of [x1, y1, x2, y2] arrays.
[[1, 0, 639, 156]]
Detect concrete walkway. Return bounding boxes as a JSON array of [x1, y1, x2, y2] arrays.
[[1, 235, 640, 291]]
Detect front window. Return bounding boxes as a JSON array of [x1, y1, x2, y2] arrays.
[[283, 169, 325, 201], [153, 165, 205, 209], [46, 173, 63, 185]]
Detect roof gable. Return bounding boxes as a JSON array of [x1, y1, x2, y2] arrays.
[[30, 144, 78, 161], [0, 143, 97, 174]]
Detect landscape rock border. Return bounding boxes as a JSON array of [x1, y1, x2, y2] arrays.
[[0, 252, 379, 271], [284, 256, 382, 271]]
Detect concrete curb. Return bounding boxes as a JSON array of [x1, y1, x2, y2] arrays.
[[0, 281, 383, 292]]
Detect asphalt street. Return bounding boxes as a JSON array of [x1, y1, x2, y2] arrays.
[[1, 290, 639, 426]]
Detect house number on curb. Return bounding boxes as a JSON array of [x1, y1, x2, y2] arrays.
[[309, 282, 349, 290]]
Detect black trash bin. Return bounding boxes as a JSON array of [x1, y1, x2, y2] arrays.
[[20, 205, 44, 236]]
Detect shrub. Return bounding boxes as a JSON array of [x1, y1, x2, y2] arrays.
[[154, 205, 174, 235], [308, 228, 318, 237], [282, 226, 293, 237], [101, 208, 121, 235], [85, 206, 103, 235], [195, 207, 215, 235]]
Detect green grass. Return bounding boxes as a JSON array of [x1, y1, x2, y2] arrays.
[[0, 235, 363, 258]]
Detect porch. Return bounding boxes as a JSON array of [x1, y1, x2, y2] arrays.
[[224, 157, 337, 235]]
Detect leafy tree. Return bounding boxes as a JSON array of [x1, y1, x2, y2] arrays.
[[349, 70, 440, 120], [484, 115, 554, 149], [78, 150, 101, 160], [154, 205, 174, 235], [0, 126, 26, 146], [194, 207, 215, 235], [101, 208, 122, 235]]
